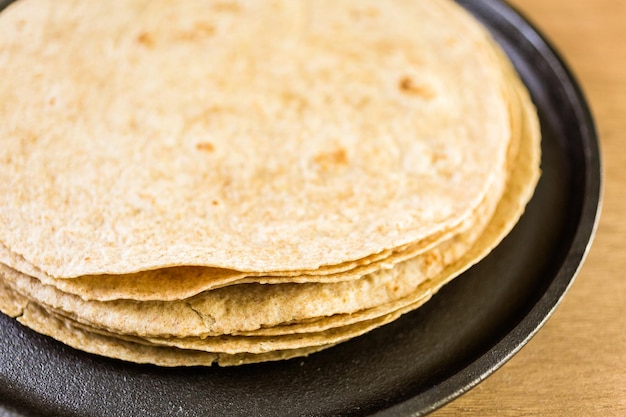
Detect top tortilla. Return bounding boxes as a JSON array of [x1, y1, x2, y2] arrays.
[[0, 57, 540, 341], [0, 0, 510, 278]]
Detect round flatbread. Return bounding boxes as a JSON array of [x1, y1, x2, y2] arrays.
[[0, 0, 511, 278], [0, 0, 541, 366], [0, 66, 540, 344]]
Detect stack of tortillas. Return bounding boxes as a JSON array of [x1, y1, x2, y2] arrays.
[[0, 0, 540, 366]]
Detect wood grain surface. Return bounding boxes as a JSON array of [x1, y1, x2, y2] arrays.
[[433, 1, 626, 415]]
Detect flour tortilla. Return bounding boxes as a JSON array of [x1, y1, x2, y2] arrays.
[[0, 66, 538, 344], [0, 73, 538, 358], [0, 0, 541, 366], [45, 60, 540, 357], [0, 0, 511, 278], [0, 283, 333, 366], [0, 157, 504, 337]]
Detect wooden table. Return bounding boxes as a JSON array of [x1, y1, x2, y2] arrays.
[[434, 1, 626, 415]]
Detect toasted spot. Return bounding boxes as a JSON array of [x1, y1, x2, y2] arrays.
[[398, 76, 436, 99], [422, 251, 438, 268], [196, 142, 215, 152], [313, 148, 349, 171], [136, 31, 155, 48], [431, 152, 447, 163]]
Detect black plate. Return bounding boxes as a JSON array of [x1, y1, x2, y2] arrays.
[[0, 1, 601, 416]]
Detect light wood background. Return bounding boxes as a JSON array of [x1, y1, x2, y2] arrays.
[[434, 0, 626, 415]]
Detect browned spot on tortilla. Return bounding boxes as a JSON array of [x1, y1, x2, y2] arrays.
[[431, 152, 447, 163], [422, 251, 441, 268], [398, 76, 436, 99], [196, 142, 215, 152], [313, 148, 349, 171], [136, 32, 155, 48]]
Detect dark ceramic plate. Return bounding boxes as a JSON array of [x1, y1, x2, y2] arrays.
[[0, 0, 601, 416]]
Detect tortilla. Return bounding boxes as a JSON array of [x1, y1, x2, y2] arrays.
[[0, 63, 539, 345], [0, 72, 538, 358], [0, 282, 333, 366], [0, 0, 541, 366], [0, 152, 504, 337], [0, 0, 511, 278]]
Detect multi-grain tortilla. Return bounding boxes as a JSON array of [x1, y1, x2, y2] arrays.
[[0, 284, 337, 367], [0, 64, 540, 351], [0, 143, 508, 339], [0, 0, 510, 278], [0, 0, 541, 366], [0, 68, 540, 362]]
